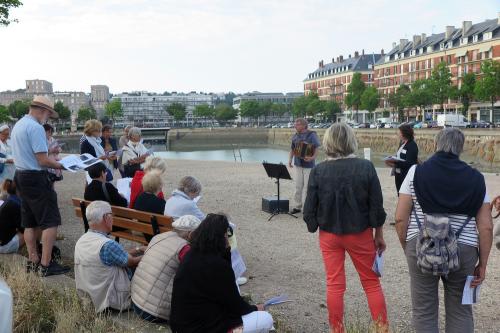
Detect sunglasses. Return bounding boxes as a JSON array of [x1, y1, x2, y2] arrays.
[[227, 226, 234, 238]]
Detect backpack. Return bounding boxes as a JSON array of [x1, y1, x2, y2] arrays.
[[413, 209, 471, 276]]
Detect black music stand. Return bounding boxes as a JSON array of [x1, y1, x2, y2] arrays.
[[262, 162, 298, 221]]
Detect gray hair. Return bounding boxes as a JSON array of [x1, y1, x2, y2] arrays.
[[128, 127, 142, 138], [295, 118, 308, 128], [86, 201, 112, 225], [144, 156, 167, 173], [435, 128, 464, 156], [178, 176, 202, 195], [323, 122, 358, 157]]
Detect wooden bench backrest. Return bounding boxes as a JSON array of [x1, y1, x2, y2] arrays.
[[72, 198, 173, 243]]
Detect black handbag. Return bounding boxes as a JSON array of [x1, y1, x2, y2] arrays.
[[124, 163, 142, 178]]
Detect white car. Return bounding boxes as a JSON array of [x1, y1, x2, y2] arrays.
[[369, 123, 378, 129]]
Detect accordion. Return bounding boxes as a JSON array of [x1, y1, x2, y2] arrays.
[[293, 141, 315, 159]]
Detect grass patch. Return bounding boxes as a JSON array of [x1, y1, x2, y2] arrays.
[[0, 261, 130, 333]]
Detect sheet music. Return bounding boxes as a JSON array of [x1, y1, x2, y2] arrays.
[[372, 252, 384, 277], [117, 178, 132, 204], [231, 249, 246, 279], [462, 275, 481, 305]]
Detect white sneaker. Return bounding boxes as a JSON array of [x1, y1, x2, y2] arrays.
[[236, 277, 248, 286]]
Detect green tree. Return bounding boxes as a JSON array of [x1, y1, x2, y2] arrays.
[[345, 72, 366, 121], [474, 59, 500, 116], [306, 99, 324, 118], [214, 103, 237, 125], [360, 86, 379, 121], [193, 104, 215, 122], [77, 106, 97, 122], [323, 100, 341, 122], [291, 96, 309, 118], [429, 62, 453, 112], [239, 100, 262, 124], [0, 105, 11, 122], [105, 99, 123, 124], [456, 72, 476, 117], [270, 103, 288, 118], [7, 99, 29, 119], [166, 102, 187, 126], [259, 101, 273, 123], [0, 0, 22, 26], [54, 101, 71, 120], [408, 79, 433, 121]]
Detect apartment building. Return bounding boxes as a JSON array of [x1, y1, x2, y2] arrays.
[[374, 15, 500, 122]]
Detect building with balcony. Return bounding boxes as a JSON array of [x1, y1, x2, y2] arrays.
[[374, 14, 500, 122], [303, 51, 382, 122], [111, 92, 216, 127]]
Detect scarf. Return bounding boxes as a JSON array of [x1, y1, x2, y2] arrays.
[[413, 151, 485, 217], [85, 135, 109, 169]]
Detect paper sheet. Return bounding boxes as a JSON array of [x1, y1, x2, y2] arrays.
[[59, 153, 101, 172], [462, 275, 481, 305], [264, 294, 293, 309], [117, 178, 132, 204], [372, 252, 384, 277], [383, 155, 405, 162]]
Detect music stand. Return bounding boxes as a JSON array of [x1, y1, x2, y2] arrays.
[[262, 162, 298, 221]]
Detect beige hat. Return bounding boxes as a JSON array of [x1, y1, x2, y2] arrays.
[[172, 215, 202, 231], [30, 96, 58, 119]]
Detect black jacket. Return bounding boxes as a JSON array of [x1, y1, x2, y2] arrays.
[[303, 158, 386, 234], [394, 140, 418, 181], [133, 192, 166, 215], [84, 180, 128, 207], [170, 250, 257, 333], [80, 139, 97, 157], [0, 196, 22, 246]]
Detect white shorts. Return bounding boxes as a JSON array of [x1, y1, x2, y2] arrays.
[[0, 234, 20, 254]]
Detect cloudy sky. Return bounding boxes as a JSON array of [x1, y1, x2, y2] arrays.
[[0, 0, 497, 94]]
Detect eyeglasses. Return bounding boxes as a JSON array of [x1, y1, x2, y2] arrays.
[[227, 226, 233, 238], [103, 212, 113, 219]]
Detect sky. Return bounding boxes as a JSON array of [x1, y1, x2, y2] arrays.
[[0, 0, 498, 94]]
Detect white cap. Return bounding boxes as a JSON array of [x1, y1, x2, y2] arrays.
[[172, 215, 202, 231]]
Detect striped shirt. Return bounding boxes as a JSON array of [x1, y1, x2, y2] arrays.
[[399, 165, 489, 248]]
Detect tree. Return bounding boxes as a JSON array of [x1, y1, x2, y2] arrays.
[[0, 0, 22, 26], [306, 99, 324, 118], [0, 105, 11, 122], [214, 103, 237, 125], [291, 96, 309, 118], [105, 99, 123, 124], [193, 104, 215, 122], [166, 102, 187, 126], [77, 106, 96, 122], [323, 100, 341, 121], [429, 62, 452, 112], [54, 101, 71, 120], [259, 101, 273, 123], [360, 86, 379, 121], [345, 72, 366, 121], [7, 99, 29, 119], [474, 59, 500, 117], [456, 72, 476, 117], [408, 79, 433, 121], [270, 103, 288, 117], [239, 100, 262, 124]]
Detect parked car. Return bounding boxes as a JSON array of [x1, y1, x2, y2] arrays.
[[356, 123, 370, 128], [413, 122, 423, 129], [469, 120, 491, 128], [437, 114, 469, 128], [264, 124, 273, 128], [384, 122, 400, 129], [369, 123, 378, 129], [287, 122, 294, 128]]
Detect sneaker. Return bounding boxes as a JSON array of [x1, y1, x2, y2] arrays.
[[290, 208, 301, 214], [37, 244, 62, 261], [26, 260, 40, 273], [40, 261, 70, 277], [236, 277, 248, 286]]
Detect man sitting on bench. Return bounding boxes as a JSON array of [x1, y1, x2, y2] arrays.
[[85, 163, 128, 207], [74, 201, 145, 313]]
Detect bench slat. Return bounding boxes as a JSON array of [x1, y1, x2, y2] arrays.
[[112, 217, 155, 235], [110, 231, 148, 245]]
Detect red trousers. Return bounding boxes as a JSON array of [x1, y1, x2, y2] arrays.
[[319, 228, 388, 332]]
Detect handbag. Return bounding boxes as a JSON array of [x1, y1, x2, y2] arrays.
[[124, 163, 142, 178]]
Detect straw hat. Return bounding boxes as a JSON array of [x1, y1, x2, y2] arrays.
[[30, 96, 58, 118]]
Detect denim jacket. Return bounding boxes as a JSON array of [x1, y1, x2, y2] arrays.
[[303, 158, 386, 234]]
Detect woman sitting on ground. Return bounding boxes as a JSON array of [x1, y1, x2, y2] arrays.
[[0, 179, 24, 254], [85, 162, 128, 207], [170, 213, 273, 333], [164, 176, 205, 221], [121, 127, 150, 178], [129, 156, 166, 208]]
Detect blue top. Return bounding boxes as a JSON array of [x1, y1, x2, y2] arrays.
[[88, 230, 129, 267], [164, 189, 206, 221], [291, 130, 321, 168], [11, 115, 48, 171]]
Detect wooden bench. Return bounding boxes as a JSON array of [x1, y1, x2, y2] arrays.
[[72, 198, 173, 245]]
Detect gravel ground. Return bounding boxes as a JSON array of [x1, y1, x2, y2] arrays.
[[55, 160, 500, 333]]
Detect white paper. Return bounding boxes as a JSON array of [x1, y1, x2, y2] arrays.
[[462, 275, 481, 305], [193, 195, 202, 203], [363, 148, 371, 160], [231, 249, 246, 279], [59, 153, 101, 172], [372, 252, 384, 277], [117, 178, 132, 204], [264, 294, 293, 309], [383, 155, 405, 162]]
